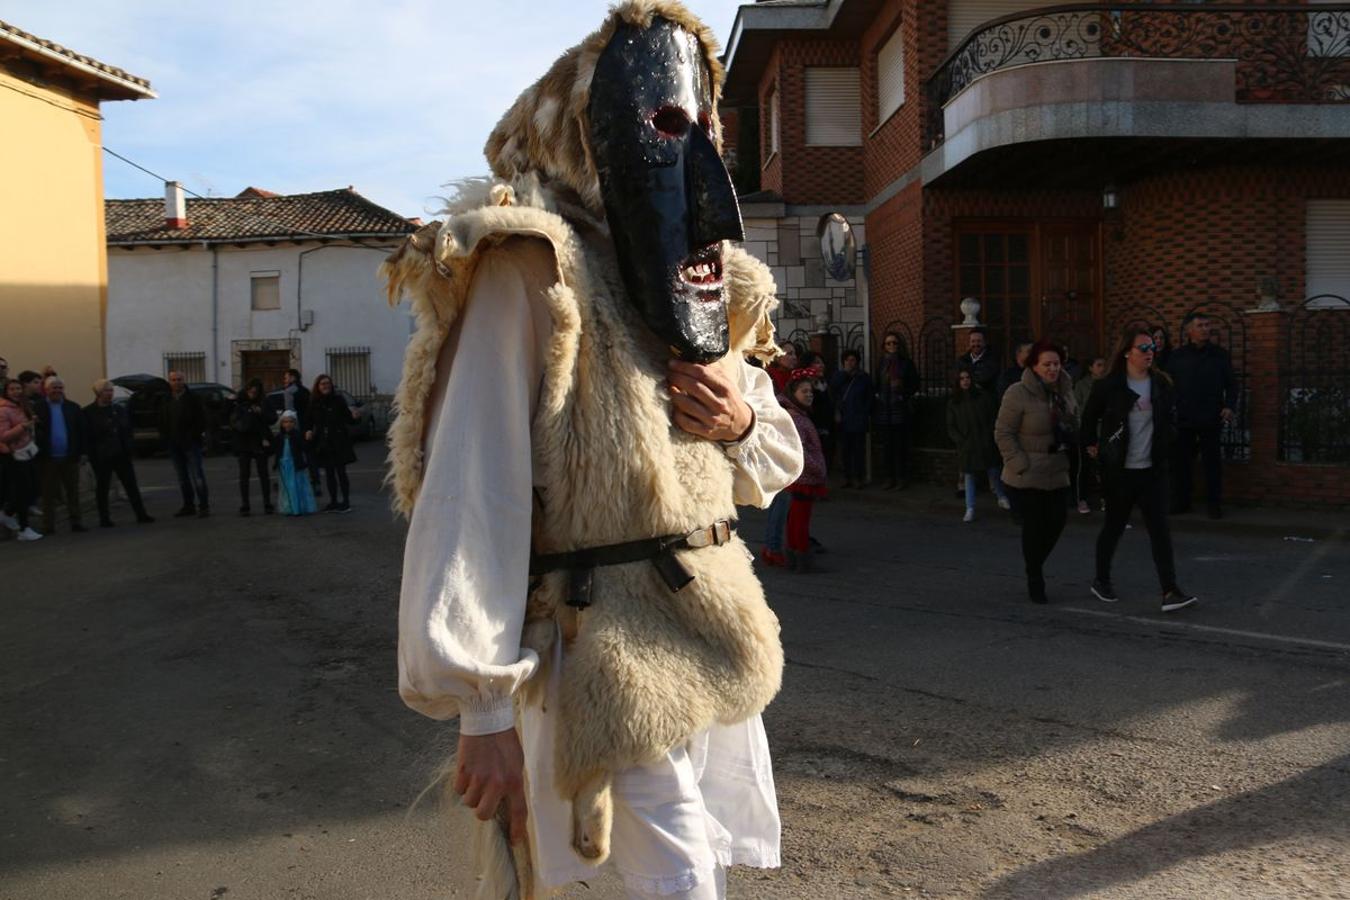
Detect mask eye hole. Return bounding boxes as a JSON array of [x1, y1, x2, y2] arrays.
[[651, 106, 691, 139]]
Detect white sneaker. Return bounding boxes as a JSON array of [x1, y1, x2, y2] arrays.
[[997, 496, 1011, 511], [1077, 500, 1091, 514], [0, 511, 18, 532], [962, 508, 975, 523], [17, 527, 43, 542]]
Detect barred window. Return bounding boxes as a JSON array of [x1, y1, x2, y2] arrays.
[[326, 346, 373, 400], [163, 351, 207, 383]]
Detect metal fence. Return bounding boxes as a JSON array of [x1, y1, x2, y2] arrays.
[[162, 351, 207, 383], [325, 346, 374, 401], [1280, 295, 1350, 464]]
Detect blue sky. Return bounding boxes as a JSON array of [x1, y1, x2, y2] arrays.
[[3, 0, 748, 217]]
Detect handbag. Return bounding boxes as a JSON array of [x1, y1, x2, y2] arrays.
[[13, 440, 38, 461]]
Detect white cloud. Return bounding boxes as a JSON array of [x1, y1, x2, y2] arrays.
[[0, 0, 748, 216]]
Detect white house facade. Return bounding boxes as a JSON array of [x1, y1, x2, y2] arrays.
[[106, 184, 416, 398]]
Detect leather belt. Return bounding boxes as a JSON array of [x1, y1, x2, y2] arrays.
[[530, 518, 737, 606]]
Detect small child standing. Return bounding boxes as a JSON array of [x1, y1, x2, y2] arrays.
[[947, 366, 1010, 522], [274, 410, 317, 516], [782, 370, 828, 573]]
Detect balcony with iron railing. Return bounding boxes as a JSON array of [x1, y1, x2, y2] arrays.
[[924, 4, 1350, 162]]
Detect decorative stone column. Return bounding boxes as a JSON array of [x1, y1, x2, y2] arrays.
[[951, 296, 982, 359]]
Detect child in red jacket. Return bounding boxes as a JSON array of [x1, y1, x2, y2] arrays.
[[782, 369, 828, 572]]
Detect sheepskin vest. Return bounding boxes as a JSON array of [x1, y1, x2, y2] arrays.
[[383, 178, 784, 799]]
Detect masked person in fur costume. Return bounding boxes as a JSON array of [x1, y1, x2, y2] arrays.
[[384, 4, 804, 898]]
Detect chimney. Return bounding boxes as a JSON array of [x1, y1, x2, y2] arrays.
[[164, 180, 188, 229]]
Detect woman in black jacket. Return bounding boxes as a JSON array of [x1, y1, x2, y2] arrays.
[[231, 379, 276, 515], [306, 374, 358, 512], [1082, 327, 1196, 612], [874, 332, 918, 489], [85, 379, 154, 526]]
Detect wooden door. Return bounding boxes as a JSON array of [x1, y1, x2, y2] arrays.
[[241, 350, 290, 393], [1039, 224, 1102, 362]]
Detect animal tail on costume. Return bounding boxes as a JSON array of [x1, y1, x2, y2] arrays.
[[570, 773, 614, 865], [471, 805, 534, 900]]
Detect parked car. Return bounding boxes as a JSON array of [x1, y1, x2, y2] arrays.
[[265, 388, 380, 440], [189, 382, 237, 453], [110, 373, 170, 455], [110, 375, 238, 455]]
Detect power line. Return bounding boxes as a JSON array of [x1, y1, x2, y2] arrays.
[[103, 146, 209, 199]]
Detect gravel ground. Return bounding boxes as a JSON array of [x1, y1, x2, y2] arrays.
[[2, 457, 1347, 899]]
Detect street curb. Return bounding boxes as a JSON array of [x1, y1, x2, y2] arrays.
[[822, 483, 1350, 544]]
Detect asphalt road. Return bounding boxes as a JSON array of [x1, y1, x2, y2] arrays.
[[2, 457, 1347, 899]]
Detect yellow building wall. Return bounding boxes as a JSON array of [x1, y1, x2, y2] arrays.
[[0, 68, 109, 399]]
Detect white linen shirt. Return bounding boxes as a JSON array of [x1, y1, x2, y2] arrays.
[[397, 239, 803, 889]]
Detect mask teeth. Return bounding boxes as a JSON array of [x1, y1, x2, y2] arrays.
[[679, 247, 723, 287]]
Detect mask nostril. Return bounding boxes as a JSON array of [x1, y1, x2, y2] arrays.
[[651, 106, 691, 138]]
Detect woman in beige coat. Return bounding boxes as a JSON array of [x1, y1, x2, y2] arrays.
[[995, 340, 1079, 604]]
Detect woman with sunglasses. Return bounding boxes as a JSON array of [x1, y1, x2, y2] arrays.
[[1081, 327, 1197, 612]]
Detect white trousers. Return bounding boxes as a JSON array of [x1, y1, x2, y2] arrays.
[[609, 738, 727, 898], [521, 643, 780, 897]]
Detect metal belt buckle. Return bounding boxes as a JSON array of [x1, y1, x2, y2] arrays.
[[685, 519, 732, 549]]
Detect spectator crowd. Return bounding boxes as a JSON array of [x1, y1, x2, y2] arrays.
[[757, 311, 1237, 614], [0, 360, 364, 544]]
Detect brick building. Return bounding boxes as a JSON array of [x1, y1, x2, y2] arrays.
[[722, 0, 1350, 504]]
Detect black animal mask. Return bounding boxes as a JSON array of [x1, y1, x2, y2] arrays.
[[588, 16, 745, 363]]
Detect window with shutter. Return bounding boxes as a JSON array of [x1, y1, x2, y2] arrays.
[[805, 67, 861, 147], [1307, 200, 1350, 307], [876, 26, 905, 124], [250, 272, 281, 311]]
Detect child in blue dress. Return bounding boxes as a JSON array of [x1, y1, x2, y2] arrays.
[[274, 410, 317, 516]]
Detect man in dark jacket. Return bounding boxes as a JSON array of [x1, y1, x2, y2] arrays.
[[1166, 312, 1236, 518], [957, 328, 1001, 395], [828, 349, 873, 487], [160, 370, 210, 517], [34, 376, 88, 533], [85, 379, 153, 526]]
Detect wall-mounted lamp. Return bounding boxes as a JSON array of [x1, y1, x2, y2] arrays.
[[1102, 184, 1120, 211]]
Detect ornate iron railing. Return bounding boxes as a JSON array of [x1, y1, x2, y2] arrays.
[[927, 3, 1350, 147], [1280, 295, 1350, 464]]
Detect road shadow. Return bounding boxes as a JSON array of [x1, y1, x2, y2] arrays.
[[0, 460, 451, 877], [982, 753, 1350, 898]]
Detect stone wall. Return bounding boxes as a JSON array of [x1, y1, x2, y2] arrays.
[[742, 213, 869, 351]]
